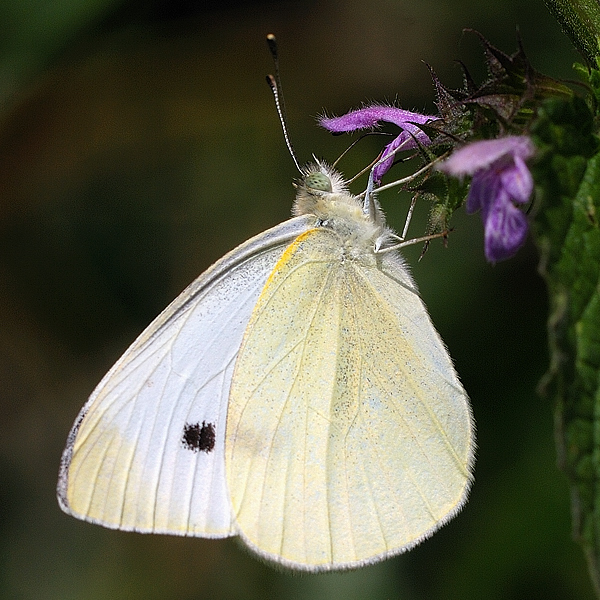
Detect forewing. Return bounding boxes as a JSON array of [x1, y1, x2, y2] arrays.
[[58, 215, 314, 537], [226, 228, 474, 569]]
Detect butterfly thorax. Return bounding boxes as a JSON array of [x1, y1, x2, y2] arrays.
[[293, 162, 389, 263]]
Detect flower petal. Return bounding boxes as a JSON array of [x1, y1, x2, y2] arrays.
[[465, 170, 500, 214], [320, 105, 437, 183], [438, 135, 535, 177], [373, 131, 426, 182], [483, 193, 529, 262], [319, 105, 435, 133], [500, 155, 533, 204]]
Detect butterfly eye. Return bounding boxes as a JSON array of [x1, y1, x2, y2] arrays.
[[305, 172, 332, 192]]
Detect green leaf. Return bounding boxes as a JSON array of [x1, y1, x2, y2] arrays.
[[543, 0, 600, 65], [532, 95, 600, 594]]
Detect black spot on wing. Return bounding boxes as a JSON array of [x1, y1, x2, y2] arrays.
[[182, 421, 216, 453]]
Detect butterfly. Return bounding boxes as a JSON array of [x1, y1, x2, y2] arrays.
[[57, 157, 474, 572]]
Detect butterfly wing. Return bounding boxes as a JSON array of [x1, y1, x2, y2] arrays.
[[225, 227, 474, 570], [58, 215, 314, 537]]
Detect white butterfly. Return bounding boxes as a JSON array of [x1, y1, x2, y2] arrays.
[[58, 160, 474, 572]]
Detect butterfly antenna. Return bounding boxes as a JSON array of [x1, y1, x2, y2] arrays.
[[266, 34, 302, 173]]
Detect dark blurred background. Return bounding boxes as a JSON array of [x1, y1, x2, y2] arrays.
[[0, 1, 594, 599]]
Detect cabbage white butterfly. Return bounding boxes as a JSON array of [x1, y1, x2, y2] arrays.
[[57, 41, 474, 571], [57, 157, 474, 571]]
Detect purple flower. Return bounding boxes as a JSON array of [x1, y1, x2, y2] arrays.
[[439, 136, 535, 263], [319, 105, 437, 183]]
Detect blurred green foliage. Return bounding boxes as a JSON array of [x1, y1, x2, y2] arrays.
[[0, 0, 123, 101], [0, 1, 595, 599], [533, 94, 600, 596], [542, 0, 600, 65]]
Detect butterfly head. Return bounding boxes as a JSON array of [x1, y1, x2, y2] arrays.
[[292, 161, 353, 216]]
